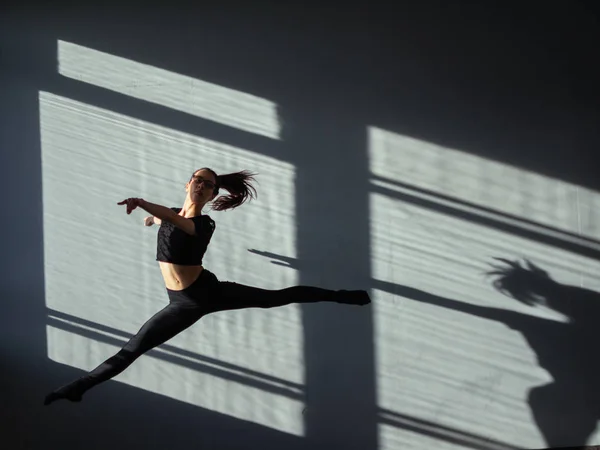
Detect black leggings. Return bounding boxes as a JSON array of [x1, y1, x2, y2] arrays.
[[54, 269, 369, 399]]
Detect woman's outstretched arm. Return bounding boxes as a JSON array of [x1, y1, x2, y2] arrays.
[[118, 198, 195, 235], [375, 281, 518, 325]]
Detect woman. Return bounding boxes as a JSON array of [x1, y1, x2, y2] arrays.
[[44, 168, 371, 405]]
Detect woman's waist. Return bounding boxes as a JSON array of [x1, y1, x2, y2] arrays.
[[159, 262, 204, 291]]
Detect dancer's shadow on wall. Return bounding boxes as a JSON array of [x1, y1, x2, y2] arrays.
[[251, 247, 600, 447], [378, 258, 600, 449]]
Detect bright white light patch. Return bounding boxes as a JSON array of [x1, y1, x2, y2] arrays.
[[58, 40, 281, 139], [368, 126, 600, 448], [368, 127, 600, 244], [40, 91, 303, 435]]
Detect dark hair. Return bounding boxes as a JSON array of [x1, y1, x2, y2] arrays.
[[193, 167, 258, 211]]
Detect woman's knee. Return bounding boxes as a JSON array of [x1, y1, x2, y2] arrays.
[[114, 348, 140, 363]]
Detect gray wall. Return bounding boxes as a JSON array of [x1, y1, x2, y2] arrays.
[[2, 3, 599, 449]]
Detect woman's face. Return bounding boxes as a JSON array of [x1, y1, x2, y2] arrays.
[[187, 169, 217, 204]]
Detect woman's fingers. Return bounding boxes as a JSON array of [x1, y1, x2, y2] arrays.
[[118, 198, 134, 213], [118, 198, 143, 215]]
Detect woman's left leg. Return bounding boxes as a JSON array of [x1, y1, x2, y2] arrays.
[[43, 300, 204, 405], [205, 280, 370, 314]]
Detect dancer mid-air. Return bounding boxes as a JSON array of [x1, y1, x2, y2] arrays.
[[44, 168, 370, 405]]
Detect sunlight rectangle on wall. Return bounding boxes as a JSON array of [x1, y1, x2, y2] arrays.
[[368, 127, 600, 244], [368, 126, 600, 449], [40, 91, 303, 435], [57, 40, 281, 139]]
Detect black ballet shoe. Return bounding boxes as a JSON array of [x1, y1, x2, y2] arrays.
[[43, 383, 84, 406], [337, 290, 371, 306]]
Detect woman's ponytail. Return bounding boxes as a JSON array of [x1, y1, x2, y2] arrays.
[[198, 168, 257, 211]]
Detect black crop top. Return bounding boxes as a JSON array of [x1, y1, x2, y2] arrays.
[[156, 208, 216, 265]]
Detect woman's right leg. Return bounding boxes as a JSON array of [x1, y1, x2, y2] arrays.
[[206, 280, 371, 314], [44, 301, 203, 405]]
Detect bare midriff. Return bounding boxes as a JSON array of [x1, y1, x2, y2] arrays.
[[159, 262, 204, 291]]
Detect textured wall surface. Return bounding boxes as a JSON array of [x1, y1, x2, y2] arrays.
[[2, 3, 599, 449]]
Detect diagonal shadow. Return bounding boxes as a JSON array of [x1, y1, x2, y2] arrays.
[[46, 75, 283, 162], [379, 408, 518, 450], [371, 174, 600, 258], [47, 308, 304, 399]]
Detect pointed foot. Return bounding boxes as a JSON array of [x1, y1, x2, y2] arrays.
[[43, 386, 83, 406]]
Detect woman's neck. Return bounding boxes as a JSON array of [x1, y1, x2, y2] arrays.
[[181, 200, 203, 218]]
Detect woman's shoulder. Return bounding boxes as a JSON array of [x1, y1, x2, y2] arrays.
[[200, 214, 216, 227], [190, 213, 215, 226]]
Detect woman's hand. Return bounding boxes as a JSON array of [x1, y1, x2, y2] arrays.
[[117, 198, 145, 215], [143, 216, 155, 226]]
